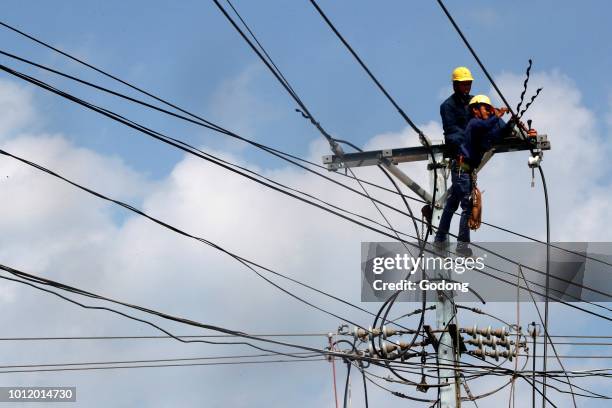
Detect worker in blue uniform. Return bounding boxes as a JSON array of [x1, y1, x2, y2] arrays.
[[434, 95, 536, 256], [440, 66, 474, 157]]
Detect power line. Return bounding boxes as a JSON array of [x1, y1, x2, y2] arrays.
[[1, 129, 607, 324], [1, 51, 609, 298], [0, 264, 482, 371], [0, 262, 557, 382], [2, 12, 604, 404], [3, 19, 433, 377], [3, 40, 607, 277], [10, 60, 612, 310], [0, 144, 421, 332], [0, 266, 346, 361], [0, 333, 332, 341], [2, 20, 609, 284], [0, 358, 327, 375], [214, 6, 432, 367], [0, 351, 320, 370], [434, 3, 557, 405]]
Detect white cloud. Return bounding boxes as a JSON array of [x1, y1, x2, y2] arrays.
[[467, 8, 502, 28], [484, 70, 612, 241], [208, 64, 282, 143], [0, 79, 36, 138]]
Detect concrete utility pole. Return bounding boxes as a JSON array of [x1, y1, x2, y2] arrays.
[[428, 141, 461, 408], [322, 133, 549, 408]]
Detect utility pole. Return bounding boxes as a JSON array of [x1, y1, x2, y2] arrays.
[[323, 132, 549, 408], [428, 141, 461, 408]]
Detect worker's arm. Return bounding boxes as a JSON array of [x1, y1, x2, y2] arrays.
[[471, 116, 509, 149]]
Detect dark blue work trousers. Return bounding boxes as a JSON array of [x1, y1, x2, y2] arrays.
[[434, 169, 472, 244]]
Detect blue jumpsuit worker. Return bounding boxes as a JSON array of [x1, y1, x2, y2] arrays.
[[440, 67, 474, 158], [434, 95, 520, 256]]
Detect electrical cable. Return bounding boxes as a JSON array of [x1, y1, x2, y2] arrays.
[[298, 2, 447, 384], [0, 15, 604, 404], [538, 166, 554, 406], [2, 60, 608, 307], [3, 130, 608, 402], [0, 263, 474, 372], [0, 358, 327, 375], [1, 29, 610, 273], [2, 13, 604, 404], [517, 265, 578, 407], [359, 361, 369, 408], [0, 351, 321, 370], [0, 266, 400, 366], [0, 146, 373, 329], [0, 272, 308, 359], [342, 359, 351, 408], [0, 333, 333, 341], [432, 5, 581, 405], [216, 6, 435, 350], [2, 134, 607, 329], [0, 141, 459, 339], [9, 76, 596, 338]]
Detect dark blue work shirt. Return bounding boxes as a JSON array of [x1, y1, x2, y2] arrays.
[[440, 93, 473, 155], [460, 116, 512, 169]]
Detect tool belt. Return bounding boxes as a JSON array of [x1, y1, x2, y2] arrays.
[[458, 161, 472, 172], [453, 155, 472, 173]]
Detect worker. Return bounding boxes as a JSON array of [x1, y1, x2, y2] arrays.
[[440, 67, 474, 157], [434, 94, 536, 256]]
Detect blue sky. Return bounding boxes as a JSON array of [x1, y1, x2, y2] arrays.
[[0, 1, 610, 407], [2, 0, 611, 177]]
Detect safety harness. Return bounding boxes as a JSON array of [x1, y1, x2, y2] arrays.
[[468, 172, 482, 230]]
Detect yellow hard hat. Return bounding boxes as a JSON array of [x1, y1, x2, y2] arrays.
[[469, 94, 492, 107], [452, 66, 474, 82]]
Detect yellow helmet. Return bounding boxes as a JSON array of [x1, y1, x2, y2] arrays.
[[469, 94, 492, 107], [452, 66, 474, 82]]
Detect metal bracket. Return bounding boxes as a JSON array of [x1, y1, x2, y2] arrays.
[[448, 324, 467, 355], [423, 325, 439, 352]]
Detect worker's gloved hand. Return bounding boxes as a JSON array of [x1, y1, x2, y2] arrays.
[[494, 107, 509, 117], [527, 129, 538, 137]]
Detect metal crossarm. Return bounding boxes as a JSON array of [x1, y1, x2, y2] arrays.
[[322, 134, 550, 171]]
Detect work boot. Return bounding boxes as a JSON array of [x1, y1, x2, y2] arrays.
[[432, 241, 447, 256], [455, 242, 473, 258]]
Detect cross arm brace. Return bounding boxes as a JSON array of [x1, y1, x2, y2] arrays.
[[322, 134, 550, 171]]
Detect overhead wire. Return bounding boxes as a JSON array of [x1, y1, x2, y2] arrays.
[[207, 2, 606, 396], [0, 272, 312, 359], [0, 264, 399, 365], [2, 64, 609, 326], [300, 8, 602, 404], [433, 3, 563, 405], [1, 52, 609, 295], [0, 358, 327, 375], [0, 351, 321, 370], [7, 65, 609, 334], [197, 2, 435, 385], [2, 59, 608, 356], [0, 22, 610, 284], [299, 1, 450, 386], [0, 264, 514, 377], [0, 13, 604, 404], [0, 146, 370, 329], [0, 333, 333, 341]]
